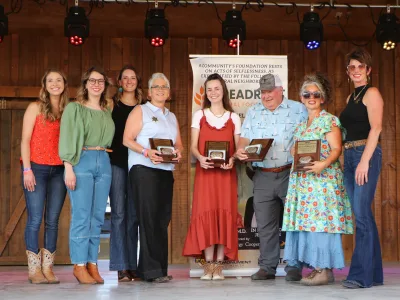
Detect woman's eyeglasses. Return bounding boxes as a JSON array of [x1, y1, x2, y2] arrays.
[[302, 91, 322, 99], [88, 78, 106, 86], [151, 85, 169, 90], [346, 64, 367, 72]]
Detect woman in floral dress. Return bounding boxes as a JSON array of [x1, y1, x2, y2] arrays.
[[282, 73, 353, 286]]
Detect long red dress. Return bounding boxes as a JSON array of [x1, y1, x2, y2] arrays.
[[183, 110, 238, 260]]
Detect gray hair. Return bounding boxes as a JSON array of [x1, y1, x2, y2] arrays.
[[299, 73, 332, 104], [148, 73, 170, 89]]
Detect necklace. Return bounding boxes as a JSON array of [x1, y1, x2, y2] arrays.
[[353, 85, 368, 103], [209, 108, 226, 118]]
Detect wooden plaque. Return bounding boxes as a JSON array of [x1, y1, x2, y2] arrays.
[[204, 141, 230, 168], [243, 139, 274, 162], [293, 139, 321, 172], [149, 138, 178, 164]]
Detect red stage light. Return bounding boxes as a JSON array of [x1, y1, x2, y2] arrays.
[[150, 37, 164, 47], [69, 35, 84, 46], [228, 38, 242, 48]]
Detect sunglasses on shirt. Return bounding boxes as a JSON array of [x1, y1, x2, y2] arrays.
[[302, 91, 322, 99]]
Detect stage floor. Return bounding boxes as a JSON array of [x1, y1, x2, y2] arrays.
[[1, 261, 400, 300]]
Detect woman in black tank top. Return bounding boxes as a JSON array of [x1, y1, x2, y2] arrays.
[[109, 65, 143, 282], [339, 48, 384, 289]]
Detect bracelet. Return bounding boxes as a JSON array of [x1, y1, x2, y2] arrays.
[[144, 149, 149, 158], [141, 148, 146, 155], [23, 167, 32, 172], [23, 169, 32, 174]]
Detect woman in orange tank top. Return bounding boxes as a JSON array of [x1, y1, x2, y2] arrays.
[[20, 69, 69, 284]]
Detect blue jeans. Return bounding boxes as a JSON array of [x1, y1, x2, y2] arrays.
[[68, 150, 112, 264], [22, 162, 66, 253], [343, 145, 383, 287], [109, 164, 139, 271]]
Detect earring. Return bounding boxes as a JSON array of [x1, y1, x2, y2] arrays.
[[347, 77, 350, 83], [367, 75, 370, 83], [118, 87, 123, 93]]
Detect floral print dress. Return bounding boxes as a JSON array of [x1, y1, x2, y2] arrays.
[[283, 110, 353, 235]]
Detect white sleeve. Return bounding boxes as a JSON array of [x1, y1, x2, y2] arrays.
[[231, 112, 242, 135], [191, 109, 203, 129]]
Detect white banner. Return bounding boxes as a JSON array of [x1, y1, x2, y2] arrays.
[[189, 55, 288, 277]]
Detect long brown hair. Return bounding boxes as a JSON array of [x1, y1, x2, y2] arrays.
[[38, 69, 69, 121], [75, 66, 111, 109], [113, 65, 143, 105], [202, 73, 233, 112]]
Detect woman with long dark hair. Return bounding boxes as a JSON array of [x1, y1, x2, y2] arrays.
[[109, 65, 142, 281], [21, 69, 68, 284], [59, 66, 115, 284], [182, 73, 241, 280]]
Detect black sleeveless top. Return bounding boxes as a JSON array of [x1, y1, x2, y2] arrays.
[[109, 100, 136, 169], [339, 85, 371, 142]]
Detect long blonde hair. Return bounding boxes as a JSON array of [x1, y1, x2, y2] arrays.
[[75, 66, 111, 109], [38, 69, 69, 121]]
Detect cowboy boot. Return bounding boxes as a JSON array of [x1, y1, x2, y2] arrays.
[[87, 263, 104, 284], [212, 262, 225, 280], [300, 269, 329, 286], [41, 249, 60, 284], [73, 265, 97, 284], [200, 262, 215, 280], [26, 250, 48, 284]]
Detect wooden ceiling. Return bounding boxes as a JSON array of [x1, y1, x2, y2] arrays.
[[1, 0, 399, 40]]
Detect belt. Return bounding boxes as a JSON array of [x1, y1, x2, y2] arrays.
[[82, 146, 113, 153], [256, 164, 292, 173], [343, 139, 368, 150]]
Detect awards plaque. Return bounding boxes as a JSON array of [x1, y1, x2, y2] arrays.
[[293, 139, 321, 172], [244, 139, 274, 162], [204, 141, 230, 167], [149, 138, 178, 163]]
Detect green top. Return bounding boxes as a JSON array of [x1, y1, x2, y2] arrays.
[[59, 102, 115, 166]]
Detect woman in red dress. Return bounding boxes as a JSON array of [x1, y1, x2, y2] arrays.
[[183, 73, 241, 280]]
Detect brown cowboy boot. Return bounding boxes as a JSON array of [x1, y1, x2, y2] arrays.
[[87, 263, 104, 284], [73, 265, 97, 284], [41, 249, 60, 284], [300, 269, 329, 286], [26, 250, 48, 284]]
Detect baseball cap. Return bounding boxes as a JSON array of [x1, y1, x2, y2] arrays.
[[256, 74, 283, 91]]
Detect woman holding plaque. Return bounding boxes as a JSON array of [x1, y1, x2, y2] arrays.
[[123, 73, 183, 283], [109, 65, 143, 282], [282, 73, 353, 286], [182, 73, 241, 281], [340, 48, 384, 289]]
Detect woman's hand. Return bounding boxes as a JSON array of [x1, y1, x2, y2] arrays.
[[221, 157, 235, 170], [148, 149, 164, 165], [198, 155, 214, 169], [172, 148, 182, 163], [65, 168, 76, 191], [23, 171, 36, 192], [304, 161, 328, 174], [355, 160, 369, 185]]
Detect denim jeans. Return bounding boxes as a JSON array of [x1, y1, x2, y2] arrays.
[[343, 145, 383, 287], [109, 164, 139, 271], [68, 150, 112, 264], [22, 162, 66, 253]]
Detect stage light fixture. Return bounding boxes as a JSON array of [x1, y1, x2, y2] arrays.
[[64, 6, 89, 46], [222, 10, 246, 48], [145, 9, 169, 47], [376, 9, 400, 51], [0, 5, 8, 44], [300, 10, 323, 50]]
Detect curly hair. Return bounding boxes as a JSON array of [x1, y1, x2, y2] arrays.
[[113, 65, 143, 106], [202, 73, 234, 112], [300, 72, 333, 104], [38, 69, 69, 121], [76, 66, 111, 109]]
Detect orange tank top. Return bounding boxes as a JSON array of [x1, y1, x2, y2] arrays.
[[30, 114, 63, 165]]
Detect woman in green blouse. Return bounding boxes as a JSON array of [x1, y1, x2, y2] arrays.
[[59, 66, 115, 284]]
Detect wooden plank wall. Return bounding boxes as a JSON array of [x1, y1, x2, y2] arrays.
[[0, 35, 399, 264]]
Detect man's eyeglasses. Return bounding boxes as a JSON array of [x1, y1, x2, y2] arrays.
[[151, 85, 169, 90], [88, 78, 106, 85], [346, 64, 367, 72], [302, 91, 322, 99]]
